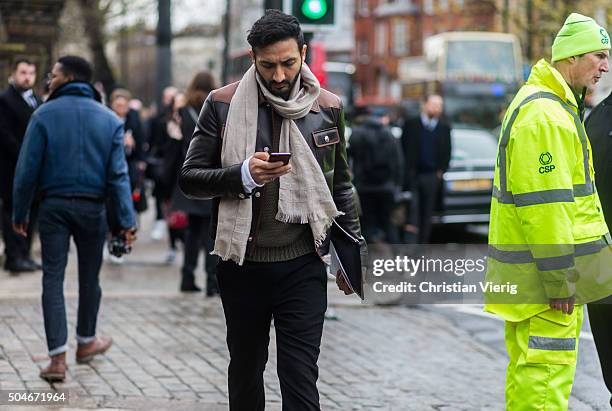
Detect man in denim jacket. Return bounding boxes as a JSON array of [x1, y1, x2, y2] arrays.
[[12, 56, 136, 382]]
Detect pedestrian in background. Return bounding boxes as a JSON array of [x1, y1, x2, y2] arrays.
[[585, 90, 612, 408], [179, 10, 363, 409], [485, 14, 610, 410], [401, 94, 451, 243], [348, 106, 403, 243], [110, 88, 148, 218], [0, 59, 42, 274], [169, 71, 219, 295], [161, 92, 187, 263], [12, 55, 136, 382], [147, 86, 179, 241]]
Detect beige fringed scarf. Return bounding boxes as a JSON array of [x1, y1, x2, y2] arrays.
[[212, 63, 343, 265]]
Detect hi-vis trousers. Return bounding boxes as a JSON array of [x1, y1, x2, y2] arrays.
[[504, 306, 583, 410]]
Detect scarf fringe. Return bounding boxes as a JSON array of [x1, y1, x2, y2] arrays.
[[275, 209, 344, 226], [312, 213, 343, 249], [210, 249, 245, 266], [274, 210, 345, 249]]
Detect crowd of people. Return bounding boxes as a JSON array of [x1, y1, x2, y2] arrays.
[[105, 73, 221, 295], [0, 54, 453, 306], [347, 94, 451, 245], [0, 58, 220, 296]]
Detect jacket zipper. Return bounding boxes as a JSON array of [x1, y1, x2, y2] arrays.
[[250, 105, 274, 249], [250, 183, 265, 249]]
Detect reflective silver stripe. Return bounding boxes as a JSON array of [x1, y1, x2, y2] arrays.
[[528, 336, 576, 351], [496, 91, 593, 204], [573, 183, 594, 197], [490, 239, 605, 265], [575, 238, 607, 257], [495, 185, 589, 205], [534, 253, 574, 271], [488, 246, 533, 264], [513, 189, 574, 207], [492, 186, 514, 204]]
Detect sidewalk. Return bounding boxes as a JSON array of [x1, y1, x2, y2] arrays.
[[2, 294, 513, 411], [0, 214, 600, 410]]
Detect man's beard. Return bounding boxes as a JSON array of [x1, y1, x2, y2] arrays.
[[257, 63, 302, 100], [13, 83, 33, 92]]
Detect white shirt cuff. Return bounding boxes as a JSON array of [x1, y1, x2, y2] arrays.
[[241, 156, 263, 194]]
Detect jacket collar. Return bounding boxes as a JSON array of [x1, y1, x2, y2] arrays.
[[46, 81, 102, 103], [6, 84, 37, 115], [527, 59, 580, 111]]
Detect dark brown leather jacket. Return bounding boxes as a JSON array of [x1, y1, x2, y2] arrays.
[[179, 81, 365, 259]]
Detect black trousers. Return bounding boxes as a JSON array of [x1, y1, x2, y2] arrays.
[[181, 214, 218, 291], [414, 172, 439, 244], [360, 191, 398, 243], [588, 295, 612, 403], [217, 253, 327, 411], [1, 199, 37, 264]]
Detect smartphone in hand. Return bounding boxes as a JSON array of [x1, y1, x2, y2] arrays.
[[267, 152, 292, 165]]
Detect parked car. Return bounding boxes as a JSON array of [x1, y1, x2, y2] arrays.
[[433, 125, 498, 225]]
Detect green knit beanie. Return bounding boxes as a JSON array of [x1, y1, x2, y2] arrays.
[[551, 13, 610, 62]]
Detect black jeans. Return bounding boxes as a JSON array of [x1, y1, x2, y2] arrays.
[[414, 172, 440, 243], [181, 214, 218, 291], [2, 199, 37, 264], [360, 191, 398, 243], [588, 295, 612, 402], [217, 253, 327, 411], [38, 197, 107, 355]]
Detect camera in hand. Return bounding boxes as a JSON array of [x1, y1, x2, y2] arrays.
[[105, 198, 135, 257], [108, 233, 132, 257]]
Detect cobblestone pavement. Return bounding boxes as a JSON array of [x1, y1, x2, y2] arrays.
[[1, 294, 604, 411], [0, 295, 489, 410], [0, 212, 607, 410]]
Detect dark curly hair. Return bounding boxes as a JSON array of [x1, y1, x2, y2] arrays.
[[247, 9, 305, 53], [185, 71, 216, 111], [57, 55, 93, 83]]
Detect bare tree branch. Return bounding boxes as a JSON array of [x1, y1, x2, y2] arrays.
[[77, 0, 116, 94]]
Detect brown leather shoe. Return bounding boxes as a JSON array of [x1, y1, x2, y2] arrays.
[[39, 352, 67, 382], [76, 336, 113, 364]]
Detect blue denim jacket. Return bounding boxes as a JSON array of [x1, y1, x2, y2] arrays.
[[12, 82, 135, 229]]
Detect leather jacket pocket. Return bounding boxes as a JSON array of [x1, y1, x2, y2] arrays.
[[311, 127, 339, 170], [312, 127, 340, 147]]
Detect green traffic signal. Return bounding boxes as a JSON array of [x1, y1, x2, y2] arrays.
[[291, 0, 334, 27], [301, 0, 327, 20]]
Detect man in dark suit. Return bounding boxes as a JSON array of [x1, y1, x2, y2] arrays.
[[401, 94, 451, 243], [0, 59, 42, 273], [585, 91, 612, 407]]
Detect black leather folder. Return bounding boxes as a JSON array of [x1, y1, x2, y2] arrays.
[[330, 219, 363, 300]]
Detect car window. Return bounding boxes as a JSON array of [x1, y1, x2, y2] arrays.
[[451, 128, 498, 161]]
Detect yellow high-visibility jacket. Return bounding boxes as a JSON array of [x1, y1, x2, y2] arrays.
[[485, 59, 612, 322]]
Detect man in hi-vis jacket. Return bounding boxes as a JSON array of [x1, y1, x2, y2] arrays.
[[485, 13, 611, 410]]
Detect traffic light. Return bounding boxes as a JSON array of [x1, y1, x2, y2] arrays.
[[287, 0, 335, 30]]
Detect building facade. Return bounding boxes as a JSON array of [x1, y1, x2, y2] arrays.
[[354, 0, 499, 104], [0, 0, 65, 91]]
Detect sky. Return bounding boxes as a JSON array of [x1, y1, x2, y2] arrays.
[[107, 0, 225, 32], [172, 0, 224, 29]]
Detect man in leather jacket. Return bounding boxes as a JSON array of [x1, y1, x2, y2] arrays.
[[179, 10, 363, 410]]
